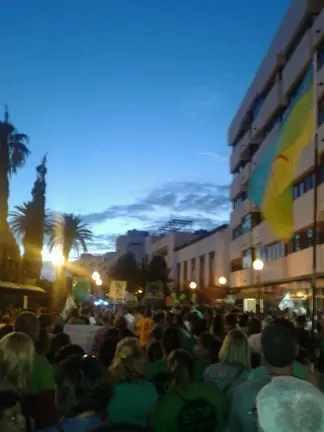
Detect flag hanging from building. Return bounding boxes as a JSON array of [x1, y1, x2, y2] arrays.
[[248, 65, 314, 240], [109, 280, 127, 301]]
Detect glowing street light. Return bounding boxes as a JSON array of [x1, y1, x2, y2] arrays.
[[218, 276, 227, 285], [253, 259, 264, 271], [138, 289, 143, 294], [50, 248, 65, 267], [189, 281, 197, 290], [92, 271, 100, 281], [95, 278, 103, 286]]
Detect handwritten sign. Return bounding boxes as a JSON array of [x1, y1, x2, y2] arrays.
[[64, 324, 99, 353]]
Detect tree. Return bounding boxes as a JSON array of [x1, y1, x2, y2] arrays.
[[146, 255, 171, 295], [0, 106, 29, 228], [0, 107, 29, 281], [109, 252, 138, 292], [48, 213, 93, 263]]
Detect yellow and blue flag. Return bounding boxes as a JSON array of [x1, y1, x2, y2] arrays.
[[248, 65, 314, 240]]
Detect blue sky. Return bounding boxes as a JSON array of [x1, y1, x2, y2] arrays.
[[1, 0, 291, 254]]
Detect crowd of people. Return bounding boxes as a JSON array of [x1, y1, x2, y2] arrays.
[[0, 303, 324, 432]]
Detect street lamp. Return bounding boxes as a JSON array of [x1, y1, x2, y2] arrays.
[[95, 278, 103, 286], [92, 271, 100, 281], [253, 259, 264, 271], [138, 289, 143, 294], [218, 276, 227, 285], [189, 281, 197, 290], [253, 259, 264, 312]]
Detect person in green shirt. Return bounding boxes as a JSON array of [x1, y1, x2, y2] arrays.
[[228, 322, 314, 432], [151, 349, 227, 432]]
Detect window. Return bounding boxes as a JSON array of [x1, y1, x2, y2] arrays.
[[317, 39, 324, 71], [233, 192, 247, 209], [242, 214, 252, 234], [191, 258, 196, 280], [199, 255, 205, 286], [209, 252, 215, 286], [184, 261, 188, 281], [293, 234, 301, 253], [318, 98, 324, 127], [177, 263, 181, 288], [252, 96, 263, 120], [232, 226, 242, 240], [307, 229, 313, 248], [242, 249, 252, 269], [293, 171, 316, 200]]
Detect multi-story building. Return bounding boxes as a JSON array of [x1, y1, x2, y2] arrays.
[[115, 230, 148, 264], [228, 0, 324, 310], [175, 225, 230, 299]]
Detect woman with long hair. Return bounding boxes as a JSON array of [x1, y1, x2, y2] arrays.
[[152, 349, 227, 432], [108, 338, 158, 427], [203, 329, 251, 395], [0, 332, 35, 391]]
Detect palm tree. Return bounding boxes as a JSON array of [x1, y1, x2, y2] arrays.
[[0, 107, 29, 226], [0, 107, 29, 281], [48, 213, 93, 262]]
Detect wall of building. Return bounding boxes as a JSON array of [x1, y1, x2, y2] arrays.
[[228, 3, 324, 296]]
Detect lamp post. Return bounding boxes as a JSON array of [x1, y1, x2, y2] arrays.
[[218, 276, 227, 286], [189, 281, 197, 290], [253, 259, 264, 313]]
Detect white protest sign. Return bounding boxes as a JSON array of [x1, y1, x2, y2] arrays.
[[64, 324, 99, 353]]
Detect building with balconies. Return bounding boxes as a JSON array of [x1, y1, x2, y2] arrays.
[[228, 0, 324, 310]]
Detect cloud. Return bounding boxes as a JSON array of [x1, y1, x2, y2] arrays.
[[182, 86, 219, 118], [199, 150, 229, 161], [83, 181, 230, 234]]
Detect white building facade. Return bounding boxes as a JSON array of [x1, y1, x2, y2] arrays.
[[228, 0, 324, 307]]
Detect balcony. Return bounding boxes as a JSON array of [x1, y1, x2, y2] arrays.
[[312, 7, 324, 49], [295, 138, 314, 178], [230, 268, 253, 288], [230, 144, 243, 174], [282, 30, 313, 96], [252, 221, 275, 247], [230, 236, 242, 261], [230, 130, 254, 173], [260, 257, 287, 283], [251, 123, 281, 172], [252, 81, 284, 135], [230, 176, 242, 201], [230, 204, 244, 229], [241, 162, 251, 185]]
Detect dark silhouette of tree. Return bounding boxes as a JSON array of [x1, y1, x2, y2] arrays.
[[48, 213, 93, 263], [109, 252, 138, 292], [146, 255, 171, 296], [0, 107, 29, 281]]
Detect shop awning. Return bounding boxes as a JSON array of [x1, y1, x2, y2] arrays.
[[0, 281, 46, 294]]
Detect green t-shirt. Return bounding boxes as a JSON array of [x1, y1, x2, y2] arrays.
[[27, 353, 55, 395], [248, 360, 308, 381], [108, 379, 158, 427], [152, 382, 227, 432], [194, 360, 209, 382]]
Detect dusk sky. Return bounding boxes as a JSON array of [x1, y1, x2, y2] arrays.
[[2, 0, 291, 255]]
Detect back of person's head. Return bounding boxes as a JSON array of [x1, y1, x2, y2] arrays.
[[35, 328, 50, 355], [50, 333, 71, 356], [261, 323, 296, 368], [55, 355, 113, 418], [147, 341, 164, 363], [296, 315, 307, 328], [0, 325, 13, 341], [191, 318, 207, 337], [257, 376, 324, 432], [56, 344, 85, 364], [219, 329, 250, 369], [104, 328, 121, 342], [1, 315, 10, 325], [99, 338, 118, 368], [14, 312, 39, 344], [239, 313, 249, 328], [195, 333, 220, 363], [168, 349, 195, 388], [162, 327, 181, 355], [0, 390, 25, 432], [150, 325, 163, 342], [109, 337, 145, 382], [101, 310, 112, 325], [0, 332, 35, 390], [262, 316, 273, 330], [272, 318, 296, 335], [115, 316, 127, 330], [224, 313, 237, 333], [212, 314, 224, 338], [248, 317, 261, 336], [153, 311, 165, 325], [38, 314, 55, 332]]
